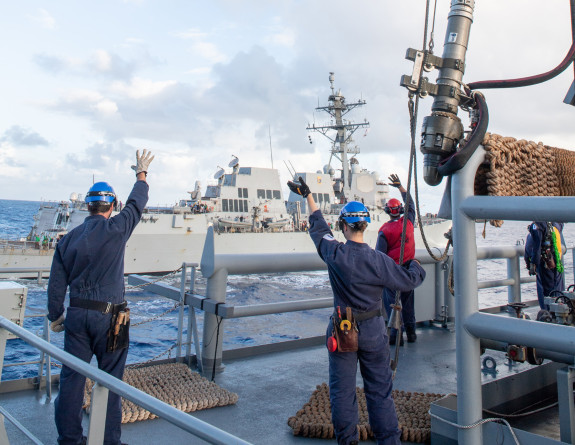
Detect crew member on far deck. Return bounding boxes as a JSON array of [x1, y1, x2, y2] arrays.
[[288, 176, 425, 445], [525, 221, 565, 311], [376, 174, 417, 345], [47, 149, 154, 445]]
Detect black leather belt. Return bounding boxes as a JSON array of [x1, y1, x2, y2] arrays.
[[353, 308, 382, 322], [333, 308, 383, 322], [70, 298, 127, 314]]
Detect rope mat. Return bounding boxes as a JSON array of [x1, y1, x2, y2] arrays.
[[83, 363, 239, 423], [474, 132, 575, 226], [287, 383, 444, 443]]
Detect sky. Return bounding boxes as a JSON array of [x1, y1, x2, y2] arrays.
[[1, 1, 574, 213]]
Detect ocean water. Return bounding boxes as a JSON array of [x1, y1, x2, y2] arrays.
[[0, 199, 574, 380]]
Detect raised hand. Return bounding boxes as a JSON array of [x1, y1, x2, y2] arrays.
[[388, 174, 401, 188], [131, 149, 155, 175], [287, 176, 311, 198]]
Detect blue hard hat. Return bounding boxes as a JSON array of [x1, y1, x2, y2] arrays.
[[340, 201, 371, 223], [85, 182, 116, 204]]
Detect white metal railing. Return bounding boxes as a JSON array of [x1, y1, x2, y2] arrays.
[[0, 316, 251, 445]]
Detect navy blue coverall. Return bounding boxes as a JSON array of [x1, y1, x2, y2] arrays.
[[375, 191, 416, 336], [525, 222, 565, 310], [47, 180, 148, 445], [308, 210, 426, 445]]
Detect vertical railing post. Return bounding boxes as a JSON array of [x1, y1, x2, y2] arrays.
[[176, 263, 187, 361], [87, 383, 109, 444], [434, 260, 445, 323], [202, 267, 228, 376], [507, 254, 521, 305], [37, 316, 53, 399], [452, 147, 485, 445], [0, 328, 8, 385], [557, 366, 575, 443], [186, 267, 202, 372]]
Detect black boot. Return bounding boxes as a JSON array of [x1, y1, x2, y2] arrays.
[[406, 326, 417, 343]]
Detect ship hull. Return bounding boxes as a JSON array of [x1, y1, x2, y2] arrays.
[[0, 220, 451, 278]]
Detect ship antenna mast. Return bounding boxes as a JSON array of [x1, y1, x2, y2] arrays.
[[306, 72, 370, 201], [268, 124, 274, 169]]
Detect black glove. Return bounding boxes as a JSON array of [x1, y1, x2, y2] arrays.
[[528, 263, 537, 276], [287, 176, 311, 198], [402, 259, 419, 269], [388, 174, 401, 188]]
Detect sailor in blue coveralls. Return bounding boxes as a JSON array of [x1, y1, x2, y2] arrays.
[[288, 177, 426, 445], [47, 150, 154, 445], [525, 221, 565, 310]]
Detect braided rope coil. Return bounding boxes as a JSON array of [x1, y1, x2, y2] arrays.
[[83, 362, 238, 423], [287, 383, 444, 443], [475, 133, 575, 227]]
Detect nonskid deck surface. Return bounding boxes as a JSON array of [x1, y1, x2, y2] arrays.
[[0, 323, 545, 445]]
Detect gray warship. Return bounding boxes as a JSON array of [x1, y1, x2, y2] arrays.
[[1, 0, 575, 444]]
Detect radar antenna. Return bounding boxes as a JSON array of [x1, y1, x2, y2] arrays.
[[214, 166, 225, 180], [228, 156, 239, 168]]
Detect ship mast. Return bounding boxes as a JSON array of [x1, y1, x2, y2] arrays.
[[307, 72, 370, 202]]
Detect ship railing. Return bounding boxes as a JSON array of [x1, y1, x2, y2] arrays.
[[0, 315, 251, 445], [0, 240, 43, 251], [0, 267, 51, 283], [128, 225, 571, 377], [441, 146, 575, 444]]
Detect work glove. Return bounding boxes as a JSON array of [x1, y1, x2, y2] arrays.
[[287, 176, 311, 198], [528, 263, 537, 276], [50, 314, 65, 333], [402, 259, 420, 269], [131, 149, 155, 176], [388, 174, 402, 188]]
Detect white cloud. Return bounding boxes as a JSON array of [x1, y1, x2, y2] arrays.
[[190, 41, 226, 64], [174, 29, 208, 40], [30, 8, 56, 30], [3, 0, 574, 207], [109, 78, 177, 99]]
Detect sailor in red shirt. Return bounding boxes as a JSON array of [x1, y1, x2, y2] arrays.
[[375, 174, 417, 345]]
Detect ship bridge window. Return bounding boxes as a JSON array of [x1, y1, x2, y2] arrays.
[[239, 167, 251, 175], [257, 189, 265, 199], [238, 188, 243, 198], [318, 193, 323, 203], [223, 175, 236, 186], [222, 199, 229, 212], [243, 188, 248, 198], [234, 199, 239, 212], [324, 193, 330, 203], [266, 190, 272, 200], [273, 190, 281, 199], [312, 193, 318, 202]]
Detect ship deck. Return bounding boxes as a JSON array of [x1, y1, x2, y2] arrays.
[[0, 313, 561, 445]]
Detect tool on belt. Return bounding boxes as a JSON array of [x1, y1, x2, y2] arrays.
[[69, 298, 130, 352], [328, 306, 358, 352]]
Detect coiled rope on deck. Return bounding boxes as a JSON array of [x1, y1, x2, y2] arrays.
[[84, 363, 238, 423], [287, 383, 444, 443], [475, 132, 575, 227]]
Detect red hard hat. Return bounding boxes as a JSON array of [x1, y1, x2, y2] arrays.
[[385, 198, 404, 217]]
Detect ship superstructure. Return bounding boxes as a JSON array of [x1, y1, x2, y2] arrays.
[[0, 75, 451, 277], [287, 73, 390, 223]]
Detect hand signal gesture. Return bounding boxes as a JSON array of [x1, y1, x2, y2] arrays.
[[287, 176, 311, 198]]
